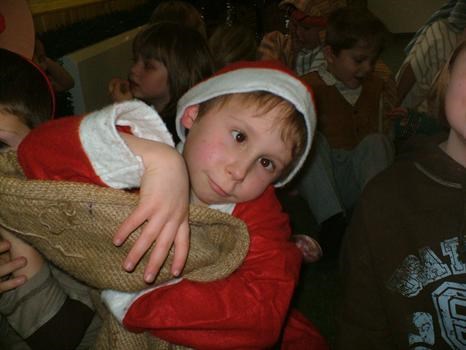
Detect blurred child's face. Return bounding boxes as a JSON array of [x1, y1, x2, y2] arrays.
[[181, 97, 293, 206], [0, 109, 30, 150], [129, 55, 170, 111], [444, 49, 466, 141], [325, 41, 378, 89], [289, 19, 321, 51]]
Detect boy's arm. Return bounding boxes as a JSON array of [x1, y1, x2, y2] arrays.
[[116, 132, 190, 282], [17, 101, 189, 282], [0, 230, 95, 349], [117, 187, 302, 349]]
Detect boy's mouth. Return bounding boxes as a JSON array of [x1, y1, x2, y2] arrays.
[[354, 75, 365, 82], [208, 177, 229, 198]]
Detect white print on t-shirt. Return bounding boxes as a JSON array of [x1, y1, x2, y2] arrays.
[[387, 237, 465, 297], [386, 237, 466, 349], [407, 282, 466, 350]]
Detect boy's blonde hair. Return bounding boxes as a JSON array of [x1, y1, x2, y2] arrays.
[[197, 91, 307, 180], [429, 40, 466, 125]]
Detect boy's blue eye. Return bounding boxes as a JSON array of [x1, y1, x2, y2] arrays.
[[260, 158, 275, 172], [232, 130, 246, 143]]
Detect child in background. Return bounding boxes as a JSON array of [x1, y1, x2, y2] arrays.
[[208, 23, 257, 70], [396, 0, 466, 114], [18, 60, 328, 349], [149, 0, 206, 38], [0, 47, 100, 350], [33, 36, 75, 93], [297, 8, 394, 257], [108, 21, 214, 138], [257, 0, 346, 74], [337, 39, 466, 350]]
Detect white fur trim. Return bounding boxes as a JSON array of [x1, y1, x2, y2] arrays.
[[80, 100, 174, 188], [101, 278, 183, 323], [176, 67, 316, 187]]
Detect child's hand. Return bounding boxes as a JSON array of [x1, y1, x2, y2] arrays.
[[291, 234, 323, 263], [0, 240, 27, 292], [0, 237, 27, 293], [386, 107, 409, 125], [108, 78, 133, 103], [0, 230, 44, 287], [114, 133, 190, 283]]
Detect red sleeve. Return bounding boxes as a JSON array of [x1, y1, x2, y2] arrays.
[[123, 186, 303, 349], [17, 116, 106, 186]]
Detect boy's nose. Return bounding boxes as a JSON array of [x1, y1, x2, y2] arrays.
[[362, 60, 374, 74], [130, 61, 142, 75], [226, 160, 249, 182]]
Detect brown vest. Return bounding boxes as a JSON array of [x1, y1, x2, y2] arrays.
[[303, 71, 384, 149]]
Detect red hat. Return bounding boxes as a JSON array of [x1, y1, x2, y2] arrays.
[[0, 0, 35, 59], [280, 0, 346, 28], [176, 60, 316, 187]]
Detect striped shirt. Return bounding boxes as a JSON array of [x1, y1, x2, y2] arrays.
[[397, 19, 459, 111]]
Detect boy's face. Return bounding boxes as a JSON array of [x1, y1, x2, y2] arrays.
[[0, 109, 30, 150], [444, 49, 466, 141], [325, 41, 378, 89], [181, 97, 293, 206], [289, 19, 321, 51], [129, 56, 170, 109]]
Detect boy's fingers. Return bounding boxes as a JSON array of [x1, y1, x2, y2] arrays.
[[142, 222, 178, 283], [121, 215, 165, 273], [170, 220, 190, 277], [0, 274, 27, 293], [120, 80, 129, 94], [0, 239, 11, 253], [0, 257, 26, 280], [113, 206, 151, 245]]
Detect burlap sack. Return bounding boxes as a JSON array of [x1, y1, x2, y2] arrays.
[[0, 151, 250, 349]]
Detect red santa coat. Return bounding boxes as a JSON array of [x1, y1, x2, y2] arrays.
[[18, 101, 328, 350]]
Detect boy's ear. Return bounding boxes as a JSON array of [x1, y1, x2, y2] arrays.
[[323, 45, 336, 65], [181, 104, 200, 130]]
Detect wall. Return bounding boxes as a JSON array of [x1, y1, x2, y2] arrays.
[[28, 0, 149, 32], [368, 0, 446, 33], [62, 26, 145, 114]]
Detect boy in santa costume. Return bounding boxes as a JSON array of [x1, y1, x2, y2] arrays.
[[16, 60, 328, 349]]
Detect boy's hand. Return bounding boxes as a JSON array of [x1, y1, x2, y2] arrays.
[[108, 78, 133, 103], [386, 107, 409, 125], [0, 239, 27, 293], [114, 133, 190, 284], [0, 230, 44, 289], [291, 234, 323, 263]]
